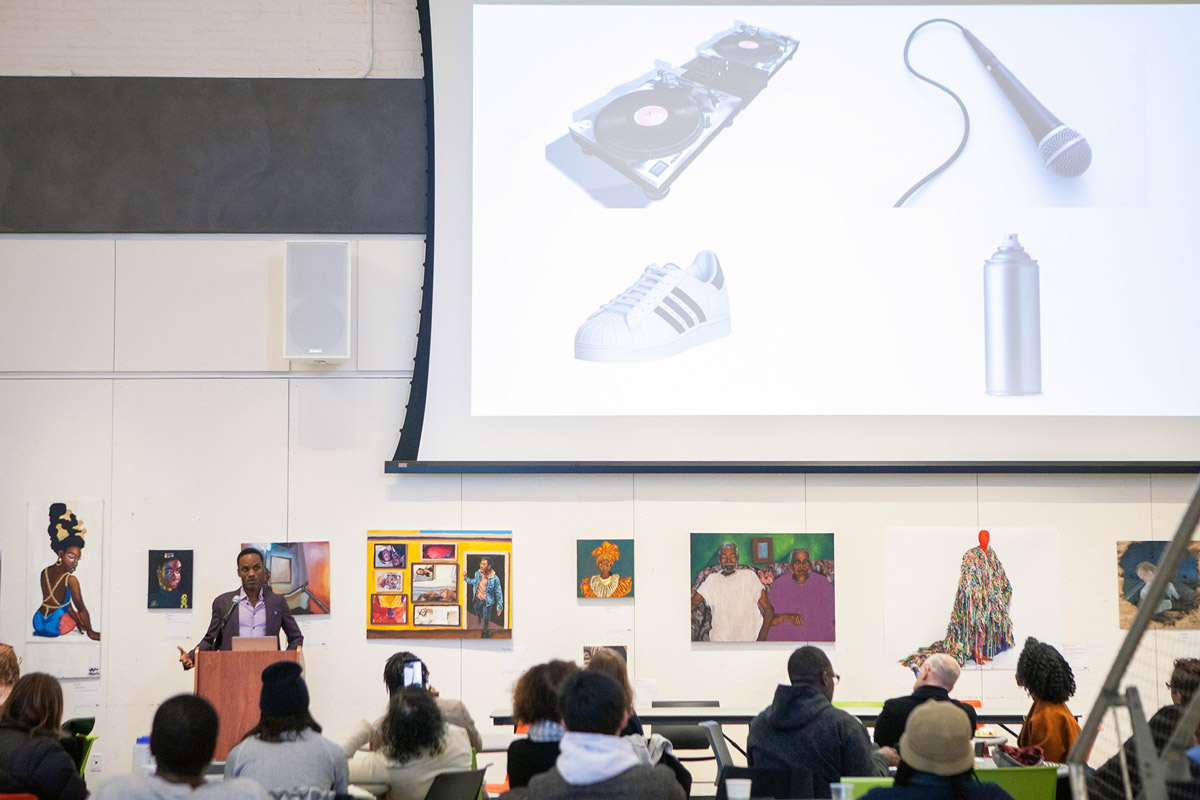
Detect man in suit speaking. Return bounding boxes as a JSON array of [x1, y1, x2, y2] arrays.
[[178, 547, 302, 670]]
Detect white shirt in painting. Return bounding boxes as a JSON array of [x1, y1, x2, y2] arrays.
[[697, 568, 764, 641]]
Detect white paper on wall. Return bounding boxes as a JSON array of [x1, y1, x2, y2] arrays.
[[884, 527, 1062, 672]]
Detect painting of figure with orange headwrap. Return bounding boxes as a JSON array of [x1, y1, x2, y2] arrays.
[[30, 503, 101, 642], [577, 539, 634, 598]]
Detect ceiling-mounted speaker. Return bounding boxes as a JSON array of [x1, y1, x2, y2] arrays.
[[284, 241, 352, 362]]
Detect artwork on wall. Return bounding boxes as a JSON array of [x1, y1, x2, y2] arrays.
[[26, 501, 103, 678], [885, 527, 1061, 671], [147, 549, 193, 609], [366, 531, 512, 640], [241, 541, 331, 615], [1117, 541, 1200, 629], [583, 645, 628, 666], [689, 533, 835, 643], [577, 539, 634, 598]]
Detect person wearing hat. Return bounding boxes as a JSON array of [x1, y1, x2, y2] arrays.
[[861, 702, 1013, 800], [224, 661, 349, 796]]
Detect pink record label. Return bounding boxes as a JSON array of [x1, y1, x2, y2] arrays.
[[739, 39, 760, 50], [633, 105, 670, 127]]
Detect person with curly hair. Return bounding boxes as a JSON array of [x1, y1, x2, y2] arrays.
[[343, 686, 472, 800], [1015, 637, 1080, 762], [224, 661, 348, 796], [32, 504, 100, 641], [1169, 658, 1200, 706], [0, 673, 88, 800], [507, 660, 579, 789]]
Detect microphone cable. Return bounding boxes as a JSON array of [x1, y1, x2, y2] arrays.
[[893, 18, 970, 208]]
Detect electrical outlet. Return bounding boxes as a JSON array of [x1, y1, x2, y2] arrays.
[[88, 752, 102, 772]]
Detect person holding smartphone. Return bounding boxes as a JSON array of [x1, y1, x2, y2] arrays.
[[355, 651, 483, 754]]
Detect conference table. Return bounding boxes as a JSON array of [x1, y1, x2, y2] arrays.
[[490, 705, 1029, 738]]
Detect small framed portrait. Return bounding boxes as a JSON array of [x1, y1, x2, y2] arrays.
[[413, 604, 461, 626], [421, 543, 457, 560], [375, 572, 406, 592], [373, 543, 407, 569], [751, 537, 774, 565], [371, 593, 408, 625], [147, 549, 194, 609]]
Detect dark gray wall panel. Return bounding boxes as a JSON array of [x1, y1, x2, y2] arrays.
[[0, 77, 426, 233]]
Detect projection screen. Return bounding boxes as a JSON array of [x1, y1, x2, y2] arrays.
[[405, 0, 1200, 467]]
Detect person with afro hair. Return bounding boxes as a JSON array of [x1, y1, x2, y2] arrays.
[[1015, 637, 1080, 762]]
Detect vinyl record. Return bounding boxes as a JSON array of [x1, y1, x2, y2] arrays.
[[713, 32, 782, 64], [593, 88, 705, 160]]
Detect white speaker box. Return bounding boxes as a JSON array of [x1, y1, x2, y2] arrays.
[[284, 241, 352, 362]]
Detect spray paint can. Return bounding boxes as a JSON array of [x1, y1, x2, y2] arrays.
[[983, 233, 1041, 395]]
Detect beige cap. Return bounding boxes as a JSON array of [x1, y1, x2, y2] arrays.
[[898, 701, 975, 776]]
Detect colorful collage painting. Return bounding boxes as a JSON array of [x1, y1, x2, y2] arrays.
[[689, 533, 834, 643], [366, 531, 512, 639]]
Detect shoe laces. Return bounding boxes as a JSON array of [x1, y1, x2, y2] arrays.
[[601, 264, 680, 315]]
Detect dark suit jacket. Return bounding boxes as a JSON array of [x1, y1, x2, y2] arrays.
[[873, 685, 978, 749], [194, 588, 303, 654]]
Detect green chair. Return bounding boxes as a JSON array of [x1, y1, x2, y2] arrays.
[[841, 776, 894, 798], [976, 765, 1058, 799]]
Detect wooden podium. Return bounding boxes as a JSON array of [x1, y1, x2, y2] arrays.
[[195, 650, 300, 761]]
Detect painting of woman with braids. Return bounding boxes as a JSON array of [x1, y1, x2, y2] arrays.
[[31, 503, 101, 640], [900, 529, 1013, 669]]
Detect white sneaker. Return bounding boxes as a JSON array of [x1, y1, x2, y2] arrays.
[[574, 250, 730, 362]]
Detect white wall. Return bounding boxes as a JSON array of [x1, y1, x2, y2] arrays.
[[1, 1, 1198, 790]]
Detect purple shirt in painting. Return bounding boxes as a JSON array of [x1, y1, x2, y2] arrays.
[[766, 571, 835, 641]]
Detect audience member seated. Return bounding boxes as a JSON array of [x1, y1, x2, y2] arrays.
[[747, 646, 888, 783], [369, 651, 483, 753], [94, 694, 267, 799], [507, 660, 579, 789], [1014, 637, 1080, 762], [585, 648, 642, 737], [1170, 658, 1200, 706], [874, 653, 978, 760], [343, 686, 472, 800], [582, 648, 692, 795], [1088, 703, 1200, 800], [861, 702, 1014, 800], [521, 671, 685, 800], [0, 672, 88, 800], [0, 643, 19, 707], [225, 661, 349, 797]]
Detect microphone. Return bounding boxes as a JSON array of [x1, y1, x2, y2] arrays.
[[961, 28, 1091, 178], [213, 599, 239, 649]]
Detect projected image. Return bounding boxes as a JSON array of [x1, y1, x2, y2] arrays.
[[575, 251, 729, 363], [689, 533, 834, 642], [1117, 541, 1200, 629], [467, 4, 1197, 432]]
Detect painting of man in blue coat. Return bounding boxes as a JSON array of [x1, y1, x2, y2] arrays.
[[465, 554, 506, 638]]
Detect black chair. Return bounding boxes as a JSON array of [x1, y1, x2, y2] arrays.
[[423, 767, 486, 800], [715, 766, 825, 800], [650, 700, 721, 764]]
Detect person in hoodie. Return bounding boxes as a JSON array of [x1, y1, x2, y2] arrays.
[[92, 695, 266, 799], [524, 670, 685, 800], [747, 646, 889, 784]]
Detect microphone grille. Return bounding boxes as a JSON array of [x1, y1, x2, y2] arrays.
[[1040, 127, 1092, 178]]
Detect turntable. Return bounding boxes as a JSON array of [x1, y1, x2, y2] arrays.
[[568, 64, 741, 200], [561, 22, 796, 201], [685, 22, 799, 99]]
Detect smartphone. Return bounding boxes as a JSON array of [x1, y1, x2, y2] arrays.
[[403, 659, 424, 688]]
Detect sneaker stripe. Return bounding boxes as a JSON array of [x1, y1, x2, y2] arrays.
[[671, 288, 706, 323], [661, 296, 695, 328], [654, 307, 687, 334]]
